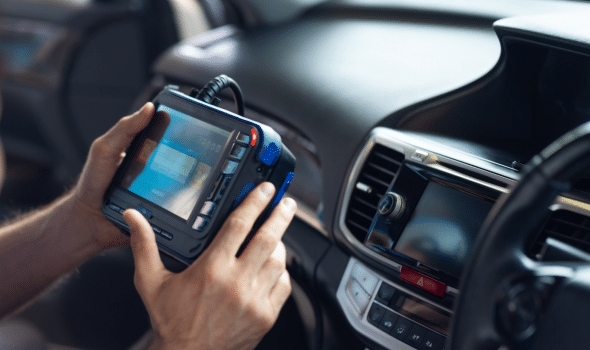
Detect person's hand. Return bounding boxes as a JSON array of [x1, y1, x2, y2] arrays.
[[69, 103, 155, 250], [123, 182, 296, 350]]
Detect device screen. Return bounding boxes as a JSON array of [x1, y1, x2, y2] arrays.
[[393, 182, 494, 279], [121, 105, 231, 220]]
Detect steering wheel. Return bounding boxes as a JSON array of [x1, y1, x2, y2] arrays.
[[450, 121, 590, 350]]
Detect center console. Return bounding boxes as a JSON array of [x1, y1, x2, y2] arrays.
[[336, 128, 521, 349]]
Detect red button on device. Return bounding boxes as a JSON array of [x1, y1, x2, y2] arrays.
[[250, 128, 258, 147], [400, 267, 446, 297]]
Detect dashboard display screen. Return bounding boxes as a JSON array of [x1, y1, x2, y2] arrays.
[[394, 182, 494, 279], [121, 105, 231, 220]]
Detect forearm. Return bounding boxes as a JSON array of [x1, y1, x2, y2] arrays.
[[0, 192, 103, 318]]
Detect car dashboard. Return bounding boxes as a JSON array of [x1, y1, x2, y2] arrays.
[[142, 7, 590, 349], [4, 1, 590, 349]]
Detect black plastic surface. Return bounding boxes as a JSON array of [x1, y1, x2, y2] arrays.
[[152, 16, 501, 234]]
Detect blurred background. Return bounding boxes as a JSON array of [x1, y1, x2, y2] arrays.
[[0, 1, 219, 348]]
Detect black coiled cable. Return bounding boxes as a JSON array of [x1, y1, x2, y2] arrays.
[[195, 75, 245, 116]]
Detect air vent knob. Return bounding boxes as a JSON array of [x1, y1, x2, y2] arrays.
[[378, 192, 406, 221]]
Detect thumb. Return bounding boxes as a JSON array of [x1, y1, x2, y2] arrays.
[[123, 209, 166, 285]]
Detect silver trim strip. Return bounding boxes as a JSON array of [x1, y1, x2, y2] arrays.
[[550, 196, 590, 216]]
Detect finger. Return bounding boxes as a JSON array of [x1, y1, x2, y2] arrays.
[[256, 242, 288, 296], [77, 103, 155, 204], [98, 102, 155, 159], [207, 182, 275, 258], [124, 209, 166, 287], [239, 197, 296, 270], [268, 270, 291, 315]]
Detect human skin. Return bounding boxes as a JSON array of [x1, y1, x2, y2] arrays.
[[125, 182, 295, 350], [0, 102, 295, 349], [0, 102, 156, 317]]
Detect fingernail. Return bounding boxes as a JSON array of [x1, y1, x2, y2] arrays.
[[282, 198, 297, 213], [260, 182, 274, 198]]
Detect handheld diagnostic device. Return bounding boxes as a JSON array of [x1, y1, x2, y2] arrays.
[[103, 86, 295, 264]]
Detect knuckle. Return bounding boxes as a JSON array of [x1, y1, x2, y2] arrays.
[[225, 215, 251, 234], [90, 137, 109, 156], [252, 232, 277, 254], [118, 115, 134, 128], [268, 252, 286, 271], [281, 273, 292, 294]]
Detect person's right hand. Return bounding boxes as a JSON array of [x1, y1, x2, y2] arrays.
[[123, 182, 296, 350]]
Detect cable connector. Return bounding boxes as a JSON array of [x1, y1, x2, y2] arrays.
[[195, 74, 245, 116]]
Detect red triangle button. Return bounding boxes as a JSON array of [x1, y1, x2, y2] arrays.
[[400, 267, 446, 297]]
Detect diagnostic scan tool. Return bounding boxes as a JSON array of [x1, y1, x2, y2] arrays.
[[103, 85, 295, 264]]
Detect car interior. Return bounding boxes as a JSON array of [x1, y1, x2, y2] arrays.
[[2, 0, 590, 349]]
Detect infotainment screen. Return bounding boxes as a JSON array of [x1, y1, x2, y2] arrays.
[[121, 105, 231, 220], [393, 182, 494, 279]]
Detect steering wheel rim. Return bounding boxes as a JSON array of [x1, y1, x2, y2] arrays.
[[450, 121, 590, 350]]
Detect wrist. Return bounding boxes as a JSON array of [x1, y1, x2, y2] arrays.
[[49, 192, 106, 259]]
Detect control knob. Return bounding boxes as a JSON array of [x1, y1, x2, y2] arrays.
[[378, 192, 406, 221]]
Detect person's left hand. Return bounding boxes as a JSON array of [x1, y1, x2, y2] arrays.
[[66, 102, 155, 251]]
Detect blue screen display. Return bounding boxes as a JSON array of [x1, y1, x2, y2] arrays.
[[122, 105, 231, 220]]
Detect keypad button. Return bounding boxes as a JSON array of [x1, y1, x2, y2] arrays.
[[200, 201, 216, 217], [229, 144, 247, 160], [378, 310, 399, 334], [406, 323, 428, 347], [222, 159, 239, 174], [236, 132, 250, 145], [376, 282, 396, 305], [136, 205, 152, 219], [151, 225, 162, 234], [347, 280, 370, 311], [109, 203, 123, 214], [352, 263, 379, 295], [192, 216, 209, 231], [214, 176, 233, 203], [158, 230, 173, 240], [366, 303, 386, 327], [419, 331, 444, 350], [391, 317, 412, 340]]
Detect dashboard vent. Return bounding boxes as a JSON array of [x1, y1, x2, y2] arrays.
[[531, 210, 590, 256], [345, 144, 404, 242]]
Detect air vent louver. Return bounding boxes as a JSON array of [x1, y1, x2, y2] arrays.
[[531, 210, 590, 257], [345, 144, 404, 242]]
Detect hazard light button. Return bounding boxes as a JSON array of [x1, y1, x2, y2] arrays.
[[400, 267, 446, 297]]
